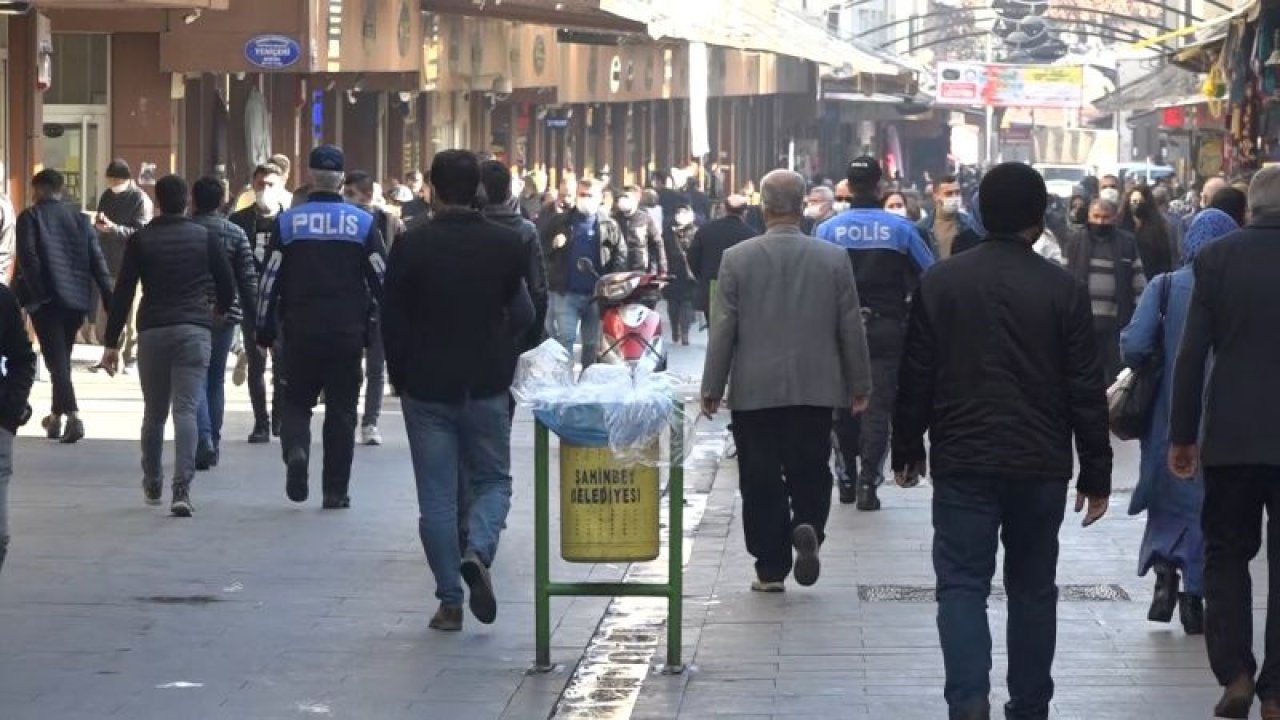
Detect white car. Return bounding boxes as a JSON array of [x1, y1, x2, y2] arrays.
[[1033, 164, 1088, 199]]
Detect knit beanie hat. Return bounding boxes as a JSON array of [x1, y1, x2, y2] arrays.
[[978, 162, 1047, 235]]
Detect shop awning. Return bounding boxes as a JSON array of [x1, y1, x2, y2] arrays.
[[420, 0, 646, 33], [423, 0, 918, 79], [1093, 63, 1205, 113]]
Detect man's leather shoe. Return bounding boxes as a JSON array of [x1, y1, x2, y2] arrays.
[[1214, 673, 1255, 719], [838, 482, 857, 505], [1148, 564, 1178, 623], [949, 699, 990, 720]]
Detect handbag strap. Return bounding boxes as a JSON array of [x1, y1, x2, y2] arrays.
[[1155, 273, 1172, 347]]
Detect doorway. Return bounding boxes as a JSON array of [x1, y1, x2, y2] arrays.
[[42, 109, 108, 211]]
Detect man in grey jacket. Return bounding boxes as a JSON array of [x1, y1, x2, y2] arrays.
[[700, 169, 872, 593], [481, 159, 548, 357]]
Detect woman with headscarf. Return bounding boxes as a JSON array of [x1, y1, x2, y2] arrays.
[[1119, 208, 1240, 636], [1122, 184, 1176, 278]]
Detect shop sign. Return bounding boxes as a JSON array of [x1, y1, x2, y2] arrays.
[[546, 116, 570, 129], [935, 62, 1084, 109], [244, 35, 302, 70]]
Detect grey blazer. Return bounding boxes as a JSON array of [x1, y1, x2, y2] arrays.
[[701, 224, 872, 412]]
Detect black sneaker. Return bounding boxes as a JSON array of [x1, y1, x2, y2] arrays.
[[838, 482, 857, 505], [248, 421, 271, 444], [461, 552, 497, 624], [171, 486, 194, 517], [856, 483, 881, 512], [142, 478, 163, 506], [195, 445, 216, 471], [321, 494, 351, 510], [60, 418, 85, 445], [285, 448, 309, 503]]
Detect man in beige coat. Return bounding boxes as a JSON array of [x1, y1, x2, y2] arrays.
[[701, 169, 873, 592]]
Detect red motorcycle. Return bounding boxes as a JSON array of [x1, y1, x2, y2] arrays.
[[577, 258, 669, 372]]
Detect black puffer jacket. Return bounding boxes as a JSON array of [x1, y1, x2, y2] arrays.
[[14, 198, 112, 314], [105, 215, 235, 348], [484, 200, 549, 352], [892, 236, 1112, 498], [192, 213, 259, 325]]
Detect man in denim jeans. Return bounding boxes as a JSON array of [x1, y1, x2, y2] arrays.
[[893, 163, 1112, 720], [539, 179, 622, 368], [384, 150, 533, 632]]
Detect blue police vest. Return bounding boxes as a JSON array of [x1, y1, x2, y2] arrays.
[[279, 201, 374, 246], [815, 208, 933, 264]]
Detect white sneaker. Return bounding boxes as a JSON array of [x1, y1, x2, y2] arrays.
[[360, 425, 382, 446]]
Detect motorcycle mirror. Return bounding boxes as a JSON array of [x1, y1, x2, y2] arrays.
[[576, 257, 596, 275]]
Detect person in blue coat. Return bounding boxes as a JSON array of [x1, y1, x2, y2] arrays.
[[1119, 208, 1239, 636]]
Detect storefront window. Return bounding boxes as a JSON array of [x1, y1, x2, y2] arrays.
[[46, 33, 108, 106]]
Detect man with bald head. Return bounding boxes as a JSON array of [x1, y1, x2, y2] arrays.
[[688, 193, 756, 328], [701, 170, 872, 593]]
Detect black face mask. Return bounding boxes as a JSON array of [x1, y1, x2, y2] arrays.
[[1089, 223, 1114, 238]]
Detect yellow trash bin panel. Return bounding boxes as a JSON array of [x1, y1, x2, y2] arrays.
[[559, 440, 660, 562]]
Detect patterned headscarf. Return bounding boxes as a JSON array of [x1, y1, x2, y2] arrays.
[[1183, 208, 1239, 265]]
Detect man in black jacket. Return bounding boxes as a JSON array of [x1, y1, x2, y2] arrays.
[[384, 150, 532, 632], [612, 184, 667, 275], [229, 162, 288, 443], [257, 145, 386, 510], [92, 158, 152, 368], [343, 170, 405, 447], [101, 175, 235, 518], [1169, 166, 1280, 720], [14, 169, 113, 444], [893, 163, 1111, 720], [688, 194, 756, 327], [191, 177, 259, 469], [480, 159, 548, 357], [0, 280, 37, 576]]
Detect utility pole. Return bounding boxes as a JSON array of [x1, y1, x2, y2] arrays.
[[985, 34, 996, 167]]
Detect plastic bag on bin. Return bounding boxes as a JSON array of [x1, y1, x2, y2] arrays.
[[513, 340, 697, 465]]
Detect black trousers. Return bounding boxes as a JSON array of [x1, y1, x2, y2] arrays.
[[730, 406, 834, 582], [1094, 319, 1122, 384], [1203, 465, 1280, 698], [31, 306, 84, 415], [279, 333, 363, 498], [243, 321, 284, 426]]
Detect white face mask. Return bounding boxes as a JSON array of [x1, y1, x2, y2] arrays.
[[833, 201, 851, 213], [616, 196, 637, 214], [1100, 188, 1121, 205], [108, 181, 129, 194], [675, 211, 694, 227], [940, 197, 962, 214], [576, 198, 600, 217], [254, 189, 273, 211], [803, 204, 824, 219], [886, 206, 908, 217]]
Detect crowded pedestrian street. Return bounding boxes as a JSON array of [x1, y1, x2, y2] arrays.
[[0, 336, 1263, 720], [9, 1, 1280, 719]]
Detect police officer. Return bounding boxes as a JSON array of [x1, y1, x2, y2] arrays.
[[256, 145, 387, 509], [815, 157, 934, 511]]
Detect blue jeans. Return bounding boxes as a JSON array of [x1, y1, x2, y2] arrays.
[[933, 475, 1067, 720], [196, 321, 237, 451], [402, 393, 513, 607], [548, 292, 600, 368]]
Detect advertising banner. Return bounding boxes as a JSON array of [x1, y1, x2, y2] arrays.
[[936, 62, 1084, 109]]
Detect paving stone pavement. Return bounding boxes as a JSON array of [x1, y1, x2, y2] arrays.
[[0, 339, 709, 720], [631, 438, 1276, 719]]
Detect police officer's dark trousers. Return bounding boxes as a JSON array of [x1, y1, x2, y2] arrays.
[[856, 314, 905, 489], [280, 331, 364, 498]]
